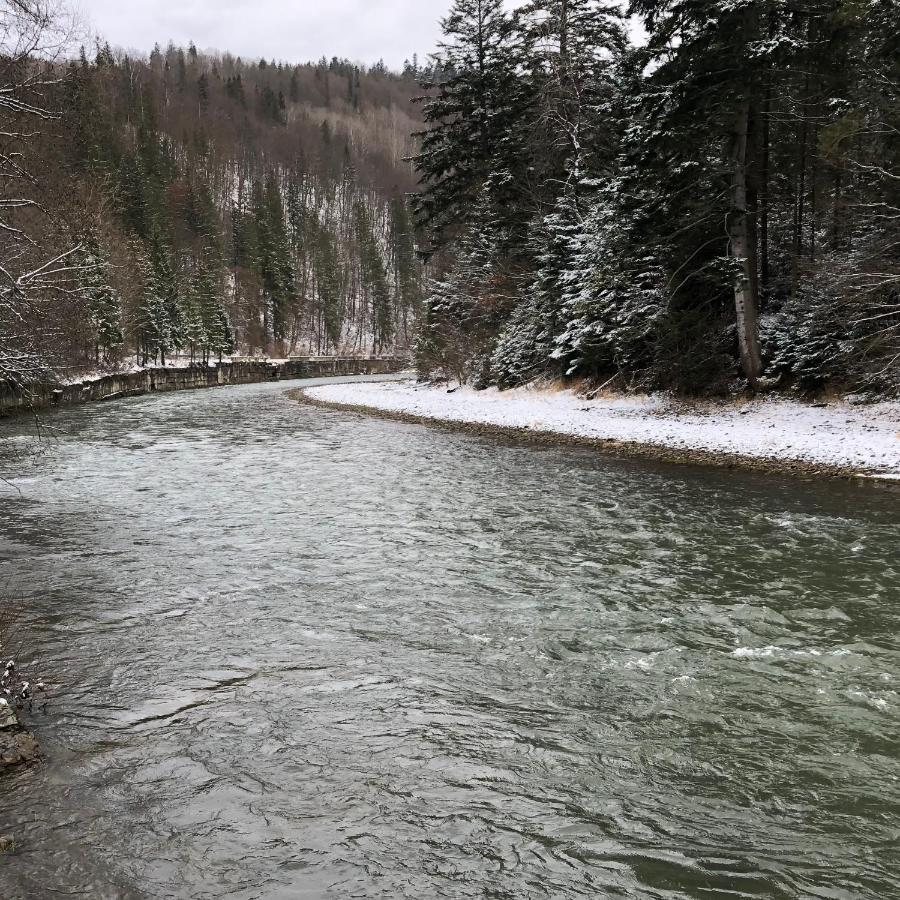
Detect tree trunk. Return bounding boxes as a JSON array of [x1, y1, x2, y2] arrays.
[[730, 99, 763, 385], [831, 169, 842, 249], [810, 144, 817, 263], [759, 82, 771, 288], [792, 71, 810, 290]]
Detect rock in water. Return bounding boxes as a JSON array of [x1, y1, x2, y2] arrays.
[[0, 701, 18, 731], [0, 700, 40, 770]]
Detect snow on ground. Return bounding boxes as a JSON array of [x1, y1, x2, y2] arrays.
[[304, 379, 900, 477]]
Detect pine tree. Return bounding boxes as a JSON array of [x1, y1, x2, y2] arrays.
[[66, 49, 115, 170], [312, 223, 345, 352], [77, 232, 124, 365], [179, 280, 206, 363], [135, 248, 172, 366], [146, 236, 182, 364], [252, 174, 295, 345], [197, 73, 210, 112], [625, 0, 810, 385], [412, 0, 522, 248], [389, 195, 422, 346], [415, 205, 518, 385], [194, 252, 233, 363], [354, 199, 393, 354], [544, 176, 669, 386]]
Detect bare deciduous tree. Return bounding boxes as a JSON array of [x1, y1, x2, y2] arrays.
[[0, 0, 83, 394]]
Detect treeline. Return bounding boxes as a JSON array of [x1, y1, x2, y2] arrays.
[[1, 8, 426, 389], [413, 0, 899, 394]]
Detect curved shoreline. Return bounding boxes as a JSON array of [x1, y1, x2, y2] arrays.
[[0, 358, 405, 418], [293, 388, 899, 485]]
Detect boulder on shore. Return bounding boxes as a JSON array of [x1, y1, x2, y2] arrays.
[[0, 700, 40, 771]]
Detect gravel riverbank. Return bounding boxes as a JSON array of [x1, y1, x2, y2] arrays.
[[297, 380, 900, 482]]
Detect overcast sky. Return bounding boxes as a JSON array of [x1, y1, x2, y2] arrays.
[[74, 0, 463, 69]]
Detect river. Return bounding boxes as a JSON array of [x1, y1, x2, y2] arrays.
[[0, 378, 898, 899]]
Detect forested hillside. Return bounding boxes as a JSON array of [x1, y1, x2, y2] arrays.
[[2, 0, 896, 398], [413, 0, 899, 395], [1, 5, 427, 388]]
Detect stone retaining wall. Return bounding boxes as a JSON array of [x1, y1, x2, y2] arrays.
[[0, 358, 405, 417]]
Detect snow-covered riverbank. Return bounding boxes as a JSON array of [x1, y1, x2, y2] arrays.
[[302, 380, 900, 480]]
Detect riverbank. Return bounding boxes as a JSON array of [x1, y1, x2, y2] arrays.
[[299, 380, 900, 481], [0, 357, 405, 417]]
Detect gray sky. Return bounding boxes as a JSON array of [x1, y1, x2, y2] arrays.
[[74, 1, 641, 70], [74, 0, 455, 68]]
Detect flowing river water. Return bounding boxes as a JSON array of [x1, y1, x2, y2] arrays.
[[0, 378, 898, 899]]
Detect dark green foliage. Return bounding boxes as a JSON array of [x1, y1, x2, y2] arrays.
[[77, 233, 124, 364], [415, 0, 900, 395], [353, 200, 393, 354], [412, 0, 527, 249], [416, 216, 520, 385], [389, 195, 423, 344], [225, 74, 247, 106], [259, 85, 286, 124], [135, 244, 173, 366], [250, 174, 295, 341], [197, 73, 210, 111], [66, 50, 115, 171]]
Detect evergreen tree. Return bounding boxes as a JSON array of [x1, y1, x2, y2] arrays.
[[135, 249, 172, 366], [197, 73, 210, 112], [179, 278, 206, 363], [253, 174, 295, 344], [412, 0, 522, 248], [77, 233, 124, 365], [225, 74, 246, 106], [66, 48, 115, 170], [625, 0, 809, 384], [416, 204, 518, 385], [389, 195, 423, 344], [545, 176, 669, 386], [354, 199, 393, 354], [146, 236, 182, 364], [312, 223, 346, 352], [193, 253, 234, 363]]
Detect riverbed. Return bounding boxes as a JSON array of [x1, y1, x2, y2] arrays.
[[0, 378, 898, 898]]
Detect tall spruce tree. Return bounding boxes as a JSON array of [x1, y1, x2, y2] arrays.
[[77, 233, 124, 365], [354, 199, 393, 354], [389, 195, 423, 345], [194, 253, 233, 363], [146, 236, 182, 364], [413, 0, 522, 248], [253, 174, 295, 344], [136, 248, 172, 366]]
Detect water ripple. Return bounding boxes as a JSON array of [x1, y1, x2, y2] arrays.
[[0, 378, 898, 898]]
